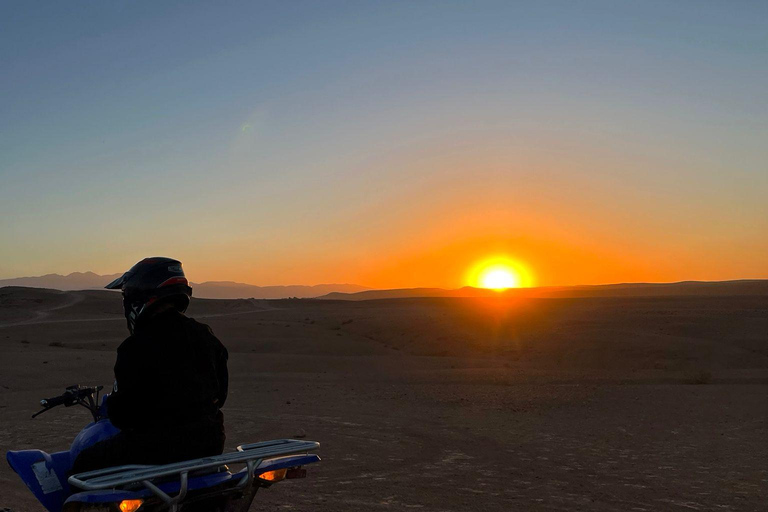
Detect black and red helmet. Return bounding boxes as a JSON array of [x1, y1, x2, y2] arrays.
[[106, 257, 192, 333]]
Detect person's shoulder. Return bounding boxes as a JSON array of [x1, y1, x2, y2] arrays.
[[182, 315, 227, 357], [180, 314, 217, 338], [116, 334, 137, 354]]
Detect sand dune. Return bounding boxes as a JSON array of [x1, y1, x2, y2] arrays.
[[1, 287, 766, 510]]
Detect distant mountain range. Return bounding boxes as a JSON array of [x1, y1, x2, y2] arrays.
[[0, 272, 123, 291], [318, 280, 768, 300], [0, 272, 370, 299], [2, 272, 766, 301], [191, 281, 370, 299]]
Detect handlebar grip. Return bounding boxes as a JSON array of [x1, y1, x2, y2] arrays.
[[40, 395, 69, 408], [39, 385, 103, 408]]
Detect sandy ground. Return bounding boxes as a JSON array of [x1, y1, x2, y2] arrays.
[[1, 287, 766, 511]]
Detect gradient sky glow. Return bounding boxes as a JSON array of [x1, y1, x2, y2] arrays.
[[2, 1, 767, 288]]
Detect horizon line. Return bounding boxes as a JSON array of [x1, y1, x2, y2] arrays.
[[1, 270, 767, 292]]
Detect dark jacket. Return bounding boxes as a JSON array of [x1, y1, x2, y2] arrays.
[[107, 309, 228, 432], [71, 309, 228, 473]]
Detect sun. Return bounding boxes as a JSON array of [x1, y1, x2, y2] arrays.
[[466, 257, 534, 290], [479, 266, 520, 290]]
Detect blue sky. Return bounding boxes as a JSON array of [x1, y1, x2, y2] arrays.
[[1, 1, 766, 286]]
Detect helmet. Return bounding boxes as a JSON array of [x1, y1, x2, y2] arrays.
[[105, 257, 192, 334]]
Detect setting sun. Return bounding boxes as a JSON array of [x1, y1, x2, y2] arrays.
[[467, 257, 535, 290], [479, 266, 520, 290]]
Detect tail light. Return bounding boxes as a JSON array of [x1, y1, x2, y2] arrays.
[[258, 468, 287, 482], [119, 499, 143, 512]]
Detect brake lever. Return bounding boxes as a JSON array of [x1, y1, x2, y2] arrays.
[[31, 406, 55, 419]]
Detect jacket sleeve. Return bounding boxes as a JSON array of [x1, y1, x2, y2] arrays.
[[213, 331, 229, 408], [106, 341, 140, 429], [195, 322, 229, 409]]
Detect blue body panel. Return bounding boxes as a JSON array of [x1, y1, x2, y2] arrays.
[[70, 419, 121, 460], [254, 454, 321, 475], [7, 449, 71, 512], [6, 418, 120, 512]]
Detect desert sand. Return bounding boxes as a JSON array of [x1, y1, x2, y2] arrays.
[[1, 286, 766, 511]]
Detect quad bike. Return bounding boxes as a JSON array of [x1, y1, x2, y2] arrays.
[[6, 385, 320, 511]]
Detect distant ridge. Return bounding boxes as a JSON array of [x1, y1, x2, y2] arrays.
[[0, 272, 123, 291], [3, 273, 766, 301], [192, 281, 369, 299], [0, 272, 369, 299], [318, 280, 768, 300]]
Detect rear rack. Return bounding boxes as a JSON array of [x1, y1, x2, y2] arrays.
[[68, 439, 319, 511]]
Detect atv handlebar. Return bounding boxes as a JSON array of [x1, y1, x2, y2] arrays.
[[34, 385, 104, 421], [40, 385, 102, 407], [39, 394, 69, 408]]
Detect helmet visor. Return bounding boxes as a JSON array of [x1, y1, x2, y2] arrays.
[[105, 271, 132, 290]]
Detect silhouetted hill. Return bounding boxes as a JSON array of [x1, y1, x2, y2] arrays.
[[0, 273, 369, 299], [319, 280, 768, 300], [0, 272, 123, 291], [192, 281, 369, 299]]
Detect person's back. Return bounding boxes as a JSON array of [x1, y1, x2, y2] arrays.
[[72, 257, 228, 473]]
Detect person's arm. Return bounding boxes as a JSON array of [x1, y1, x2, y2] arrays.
[[106, 342, 140, 429], [199, 323, 229, 408], [213, 332, 229, 408]]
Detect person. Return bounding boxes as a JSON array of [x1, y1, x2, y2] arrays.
[[71, 257, 229, 473]]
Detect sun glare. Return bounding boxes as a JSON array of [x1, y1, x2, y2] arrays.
[[467, 257, 534, 290], [479, 266, 520, 289]]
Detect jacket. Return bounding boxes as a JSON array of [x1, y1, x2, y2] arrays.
[[107, 308, 228, 432]]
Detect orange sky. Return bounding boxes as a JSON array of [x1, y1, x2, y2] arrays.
[[3, 131, 766, 288], [179, 140, 766, 289]]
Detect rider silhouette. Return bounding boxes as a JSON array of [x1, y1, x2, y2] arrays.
[[71, 257, 228, 473]]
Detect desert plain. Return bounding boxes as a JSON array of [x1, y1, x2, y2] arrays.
[[1, 286, 766, 511]]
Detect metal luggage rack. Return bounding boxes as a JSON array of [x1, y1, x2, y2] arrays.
[[68, 439, 319, 510]]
